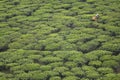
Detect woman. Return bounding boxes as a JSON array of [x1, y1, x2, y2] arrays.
[[92, 13, 99, 21]]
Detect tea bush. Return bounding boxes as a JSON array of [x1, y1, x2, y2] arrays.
[[0, 0, 120, 80]]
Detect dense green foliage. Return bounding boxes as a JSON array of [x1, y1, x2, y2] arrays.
[[0, 0, 120, 80]]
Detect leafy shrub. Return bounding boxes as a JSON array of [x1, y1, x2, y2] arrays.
[[105, 26, 120, 35], [16, 72, 32, 80], [8, 42, 24, 49], [16, 58, 33, 65], [68, 53, 87, 65], [78, 0, 87, 2], [86, 50, 112, 58], [10, 66, 22, 72], [0, 37, 10, 51], [28, 55, 42, 61], [87, 0, 96, 4], [97, 67, 113, 75], [54, 3, 71, 10], [43, 71, 59, 77], [76, 33, 95, 43], [0, 77, 7, 80], [66, 33, 81, 43], [62, 71, 74, 77], [88, 60, 102, 67], [0, 72, 5, 77], [12, 63, 40, 72], [95, 35, 113, 43], [80, 78, 89, 80], [53, 51, 80, 61], [64, 61, 77, 69], [63, 76, 79, 80], [85, 52, 99, 61], [85, 70, 100, 79], [78, 40, 100, 52], [100, 39, 120, 53], [30, 72, 48, 80], [45, 42, 61, 51], [9, 34, 37, 49], [71, 67, 85, 77], [61, 0, 77, 4], [0, 22, 9, 28], [102, 60, 119, 68], [59, 41, 77, 50], [82, 66, 96, 72], [48, 62, 63, 68], [6, 63, 18, 68], [102, 73, 120, 80], [40, 57, 62, 64], [50, 76, 61, 80], [100, 55, 112, 61], [40, 65, 52, 71], [53, 67, 69, 73]]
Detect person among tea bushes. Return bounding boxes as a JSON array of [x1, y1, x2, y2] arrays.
[[92, 13, 99, 21]]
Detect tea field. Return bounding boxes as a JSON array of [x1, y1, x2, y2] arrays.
[[0, 0, 120, 80]]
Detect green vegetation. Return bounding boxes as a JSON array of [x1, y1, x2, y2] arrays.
[[0, 0, 120, 80]]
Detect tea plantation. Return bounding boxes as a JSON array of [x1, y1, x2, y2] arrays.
[[0, 0, 120, 80]]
